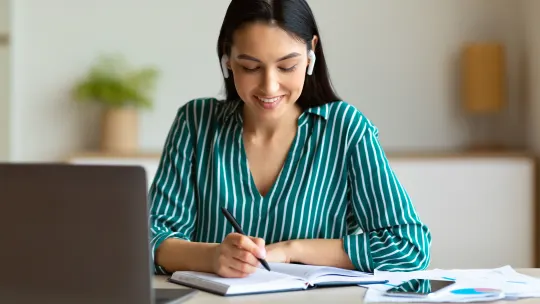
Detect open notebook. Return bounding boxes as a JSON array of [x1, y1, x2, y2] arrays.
[[168, 262, 387, 296]]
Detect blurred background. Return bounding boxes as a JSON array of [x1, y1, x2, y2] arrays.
[[0, 1, 538, 270]]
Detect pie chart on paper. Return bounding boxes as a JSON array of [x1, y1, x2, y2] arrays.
[[450, 288, 502, 295]]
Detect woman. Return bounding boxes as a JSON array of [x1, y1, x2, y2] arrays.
[[150, 0, 431, 278]]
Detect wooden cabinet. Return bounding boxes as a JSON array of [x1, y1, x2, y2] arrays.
[[388, 153, 537, 269]]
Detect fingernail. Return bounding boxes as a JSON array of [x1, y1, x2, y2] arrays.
[[259, 249, 266, 259]]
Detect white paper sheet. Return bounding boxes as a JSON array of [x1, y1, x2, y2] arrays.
[[361, 266, 540, 303]]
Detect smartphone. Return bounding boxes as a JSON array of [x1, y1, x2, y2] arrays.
[[383, 279, 455, 297]]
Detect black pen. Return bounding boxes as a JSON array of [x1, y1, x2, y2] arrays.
[[220, 206, 271, 271]]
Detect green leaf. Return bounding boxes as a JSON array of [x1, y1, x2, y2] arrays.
[[72, 54, 160, 110]]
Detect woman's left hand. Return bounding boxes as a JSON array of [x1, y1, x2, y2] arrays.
[[265, 241, 297, 264]]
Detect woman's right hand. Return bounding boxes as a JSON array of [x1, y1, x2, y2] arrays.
[[212, 232, 267, 278]]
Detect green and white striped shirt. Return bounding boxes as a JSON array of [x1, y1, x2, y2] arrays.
[[149, 97, 431, 274]]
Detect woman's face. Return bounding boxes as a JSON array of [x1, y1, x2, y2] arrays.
[[227, 22, 316, 123]]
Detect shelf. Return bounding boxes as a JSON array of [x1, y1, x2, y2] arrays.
[[386, 149, 535, 160], [68, 148, 535, 162], [68, 150, 162, 161]]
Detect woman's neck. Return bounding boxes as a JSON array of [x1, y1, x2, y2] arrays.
[[242, 105, 302, 141]]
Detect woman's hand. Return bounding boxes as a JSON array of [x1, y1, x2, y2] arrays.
[[211, 233, 266, 278], [265, 240, 297, 264]]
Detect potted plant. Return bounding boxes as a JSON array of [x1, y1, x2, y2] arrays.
[[72, 54, 159, 153]]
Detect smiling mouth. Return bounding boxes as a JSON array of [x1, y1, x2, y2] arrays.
[[256, 95, 284, 103]]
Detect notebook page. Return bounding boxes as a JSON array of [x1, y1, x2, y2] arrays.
[[268, 262, 375, 284], [177, 267, 292, 286], [311, 266, 372, 278], [268, 263, 329, 280], [171, 268, 307, 295], [309, 266, 375, 284], [227, 271, 307, 295]]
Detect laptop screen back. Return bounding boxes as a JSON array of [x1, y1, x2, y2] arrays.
[[0, 164, 153, 304]]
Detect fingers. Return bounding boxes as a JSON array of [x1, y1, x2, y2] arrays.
[[215, 263, 249, 278], [216, 233, 268, 278], [249, 236, 266, 251], [229, 233, 266, 259], [231, 248, 260, 267], [215, 246, 259, 278], [228, 257, 260, 274], [224, 234, 262, 266], [224, 266, 249, 278]]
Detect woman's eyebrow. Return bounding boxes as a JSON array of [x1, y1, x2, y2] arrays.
[[236, 52, 301, 62]]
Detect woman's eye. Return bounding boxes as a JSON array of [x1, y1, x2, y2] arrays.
[[280, 65, 297, 72], [242, 66, 259, 72], [241, 65, 297, 73]]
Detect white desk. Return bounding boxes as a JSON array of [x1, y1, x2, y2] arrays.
[[153, 269, 540, 303]]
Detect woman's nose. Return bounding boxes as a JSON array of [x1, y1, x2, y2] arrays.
[[260, 71, 280, 95]]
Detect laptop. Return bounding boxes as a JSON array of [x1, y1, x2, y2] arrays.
[[0, 163, 197, 304]]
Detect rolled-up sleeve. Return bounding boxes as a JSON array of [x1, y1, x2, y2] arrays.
[[343, 124, 431, 272], [148, 108, 197, 274]]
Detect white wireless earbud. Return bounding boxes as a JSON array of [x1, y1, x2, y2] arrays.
[[307, 50, 316, 75], [221, 54, 230, 78]]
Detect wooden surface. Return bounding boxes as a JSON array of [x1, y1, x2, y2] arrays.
[[67, 150, 162, 160], [152, 269, 540, 303]]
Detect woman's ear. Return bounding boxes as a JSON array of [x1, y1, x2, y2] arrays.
[[306, 36, 319, 75], [221, 55, 230, 78], [311, 35, 319, 52], [307, 50, 316, 75]]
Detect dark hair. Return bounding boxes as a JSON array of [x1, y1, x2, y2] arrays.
[[217, 0, 340, 109]]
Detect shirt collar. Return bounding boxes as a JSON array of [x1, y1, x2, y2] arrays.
[[218, 99, 243, 124], [219, 99, 329, 124], [304, 103, 329, 120]]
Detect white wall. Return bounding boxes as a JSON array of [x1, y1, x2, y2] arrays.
[[0, 0, 9, 161], [314, 0, 525, 151], [524, 0, 540, 153], [10, 0, 526, 161], [11, 0, 231, 161]]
